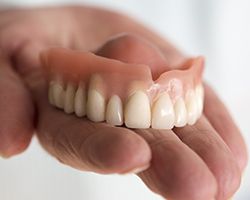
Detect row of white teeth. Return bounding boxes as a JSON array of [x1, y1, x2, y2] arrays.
[[48, 76, 204, 129]]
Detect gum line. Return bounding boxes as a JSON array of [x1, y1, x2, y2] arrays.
[[42, 48, 204, 129]]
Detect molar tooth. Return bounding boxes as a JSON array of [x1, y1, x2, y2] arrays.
[[48, 82, 55, 105], [74, 82, 86, 117], [106, 95, 123, 126], [185, 90, 198, 125], [86, 75, 106, 122], [151, 93, 175, 129], [125, 91, 151, 129], [51, 78, 64, 109], [174, 98, 187, 127], [195, 84, 204, 117], [64, 82, 76, 114]]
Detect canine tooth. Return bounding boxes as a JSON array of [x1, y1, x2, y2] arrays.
[[106, 95, 123, 126], [86, 74, 105, 122], [74, 82, 86, 117], [125, 91, 151, 128], [185, 90, 198, 125], [64, 82, 76, 114], [174, 98, 187, 127], [151, 93, 175, 129], [51, 79, 64, 109], [196, 84, 204, 117]]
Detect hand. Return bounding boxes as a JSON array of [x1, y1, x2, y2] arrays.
[[0, 7, 247, 200]]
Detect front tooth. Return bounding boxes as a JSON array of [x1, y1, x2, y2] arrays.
[[151, 93, 175, 129], [86, 75, 106, 122], [125, 91, 151, 128], [195, 84, 204, 117], [106, 95, 123, 126], [174, 98, 187, 127], [74, 82, 87, 117], [51, 78, 64, 109], [86, 90, 105, 122], [185, 90, 198, 125], [64, 82, 76, 114]]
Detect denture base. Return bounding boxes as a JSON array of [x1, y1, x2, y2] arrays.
[[42, 48, 204, 129]]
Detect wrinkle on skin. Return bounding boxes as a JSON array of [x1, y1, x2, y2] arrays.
[[0, 57, 34, 157], [0, 7, 247, 200], [174, 116, 241, 200], [204, 85, 248, 172], [136, 129, 217, 200], [96, 34, 243, 199]]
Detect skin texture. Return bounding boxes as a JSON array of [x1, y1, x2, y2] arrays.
[[0, 6, 248, 200]]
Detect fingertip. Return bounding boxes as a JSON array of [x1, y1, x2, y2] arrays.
[[137, 130, 218, 200], [84, 127, 152, 174], [215, 159, 241, 200], [0, 131, 32, 158], [155, 150, 217, 200]]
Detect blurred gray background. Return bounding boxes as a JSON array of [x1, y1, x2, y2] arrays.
[[0, 0, 249, 199]]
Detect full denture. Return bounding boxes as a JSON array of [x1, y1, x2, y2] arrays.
[[41, 47, 204, 129]]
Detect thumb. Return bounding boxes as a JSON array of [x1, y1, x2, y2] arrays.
[[0, 55, 34, 157]]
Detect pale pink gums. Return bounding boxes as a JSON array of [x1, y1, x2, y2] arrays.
[[41, 48, 204, 104]]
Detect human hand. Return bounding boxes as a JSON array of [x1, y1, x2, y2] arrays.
[[0, 7, 247, 200]]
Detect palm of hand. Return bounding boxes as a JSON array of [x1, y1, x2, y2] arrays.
[[0, 7, 247, 200]]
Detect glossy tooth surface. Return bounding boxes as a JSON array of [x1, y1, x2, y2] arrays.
[[151, 93, 175, 129], [186, 90, 198, 125], [174, 98, 187, 127], [51, 79, 64, 109], [64, 82, 76, 114], [125, 91, 151, 128], [196, 84, 204, 117], [86, 74, 106, 122], [106, 95, 123, 126], [74, 82, 86, 117], [86, 89, 105, 122]]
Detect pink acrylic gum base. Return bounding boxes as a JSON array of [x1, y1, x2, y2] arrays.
[[41, 48, 204, 104]]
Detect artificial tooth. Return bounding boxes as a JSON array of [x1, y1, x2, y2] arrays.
[[51, 78, 64, 109], [151, 93, 175, 129], [106, 95, 123, 126], [48, 82, 55, 105], [185, 90, 198, 125], [86, 75, 106, 122], [74, 82, 86, 117], [174, 98, 187, 127], [64, 82, 76, 114], [195, 84, 204, 117], [125, 91, 151, 129]]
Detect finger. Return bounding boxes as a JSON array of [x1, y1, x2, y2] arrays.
[[0, 56, 34, 157], [34, 87, 151, 174], [135, 129, 217, 200], [204, 84, 248, 172], [173, 116, 241, 200], [96, 34, 216, 199], [96, 33, 170, 80], [13, 41, 152, 174]]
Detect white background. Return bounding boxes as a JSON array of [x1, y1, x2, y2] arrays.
[[0, 0, 249, 200]]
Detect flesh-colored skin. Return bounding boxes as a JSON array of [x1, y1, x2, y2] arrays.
[[42, 47, 204, 102], [0, 7, 247, 200]]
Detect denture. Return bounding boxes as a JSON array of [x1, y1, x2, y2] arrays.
[[41, 47, 204, 129]]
